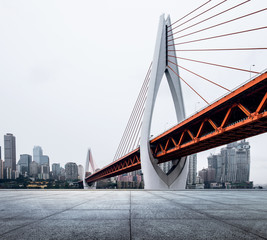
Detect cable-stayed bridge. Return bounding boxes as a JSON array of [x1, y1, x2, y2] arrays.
[[84, 1, 267, 189]]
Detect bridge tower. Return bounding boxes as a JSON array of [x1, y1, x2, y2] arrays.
[[140, 14, 188, 189], [83, 148, 97, 189]]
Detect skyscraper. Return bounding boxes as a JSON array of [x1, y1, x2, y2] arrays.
[[18, 154, 32, 176], [40, 155, 49, 166], [198, 168, 208, 183], [29, 161, 38, 178], [235, 141, 250, 182], [0, 146, 2, 179], [159, 161, 172, 174], [207, 167, 216, 183], [208, 154, 222, 182], [33, 146, 43, 165], [206, 140, 250, 184], [78, 164, 84, 180], [4, 133, 16, 178], [52, 163, 61, 178], [187, 154, 197, 187], [0, 159, 3, 179], [39, 165, 50, 180], [65, 162, 78, 180]]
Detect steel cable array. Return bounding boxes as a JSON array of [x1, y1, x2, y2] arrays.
[[114, 0, 267, 161], [167, 0, 267, 106], [113, 63, 152, 161]]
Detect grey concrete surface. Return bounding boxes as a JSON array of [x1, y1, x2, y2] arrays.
[[0, 190, 267, 240]]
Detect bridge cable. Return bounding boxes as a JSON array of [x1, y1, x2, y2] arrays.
[[113, 63, 151, 160], [118, 71, 150, 157], [168, 48, 267, 52], [168, 0, 251, 38], [122, 83, 149, 156], [126, 107, 145, 153], [115, 69, 150, 160], [168, 26, 267, 47], [168, 60, 231, 92], [169, 7, 267, 41], [132, 122, 143, 150], [168, 55, 260, 74], [127, 93, 149, 152], [117, 75, 149, 158], [168, 65, 209, 105], [168, 0, 212, 29], [168, 0, 228, 33]]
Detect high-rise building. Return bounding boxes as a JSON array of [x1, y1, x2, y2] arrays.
[[33, 146, 43, 165], [159, 161, 172, 174], [39, 165, 50, 180], [235, 141, 250, 182], [198, 168, 207, 183], [4, 133, 16, 178], [206, 140, 250, 184], [199, 166, 216, 184], [52, 163, 61, 178], [207, 167, 216, 183], [60, 167, 66, 181], [60, 167, 65, 175], [0, 159, 3, 179], [18, 154, 32, 176], [78, 164, 84, 180], [208, 154, 223, 182], [32, 146, 51, 179], [4, 166, 12, 179], [29, 161, 38, 178], [40, 155, 49, 166], [187, 154, 197, 186], [0, 146, 2, 179], [65, 162, 78, 180]]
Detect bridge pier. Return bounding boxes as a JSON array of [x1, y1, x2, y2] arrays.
[[140, 14, 188, 190], [83, 148, 97, 189]]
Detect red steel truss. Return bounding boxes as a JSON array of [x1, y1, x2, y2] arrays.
[[85, 148, 141, 183], [85, 72, 267, 184]]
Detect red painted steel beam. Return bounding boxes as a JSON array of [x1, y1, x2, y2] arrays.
[[85, 148, 141, 184], [151, 72, 267, 161], [85, 72, 267, 184], [151, 72, 267, 143], [154, 111, 267, 163]]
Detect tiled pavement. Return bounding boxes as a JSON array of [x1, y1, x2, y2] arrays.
[[0, 190, 267, 240]]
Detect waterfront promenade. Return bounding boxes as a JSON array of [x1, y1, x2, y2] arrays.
[[0, 190, 267, 239]]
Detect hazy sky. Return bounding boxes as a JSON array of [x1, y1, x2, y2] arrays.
[[0, 0, 266, 184]]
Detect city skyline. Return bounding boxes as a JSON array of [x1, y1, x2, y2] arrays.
[[198, 140, 251, 189], [0, 138, 83, 170], [0, 135, 83, 182], [0, 133, 260, 186], [0, 0, 267, 184]]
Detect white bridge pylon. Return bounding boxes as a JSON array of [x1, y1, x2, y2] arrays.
[[83, 148, 97, 189], [140, 14, 188, 190]]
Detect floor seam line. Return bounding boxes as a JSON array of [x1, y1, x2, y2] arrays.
[[0, 198, 94, 237], [150, 191, 267, 240]]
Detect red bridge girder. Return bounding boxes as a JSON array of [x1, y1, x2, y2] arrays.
[[151, 72, 267, 162], [85, 72, 267, 185], [85, 148, 141, 183]]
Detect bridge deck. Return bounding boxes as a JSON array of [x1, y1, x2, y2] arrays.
[[85, 72, 267, 184], [152, 71, 267, 162], [0, 190, 267, 239]]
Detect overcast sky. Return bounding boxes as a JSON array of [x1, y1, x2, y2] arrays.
[[0, 0, 266, 184]]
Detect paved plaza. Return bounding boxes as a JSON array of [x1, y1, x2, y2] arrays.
[[0, 190, 267, 239]]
